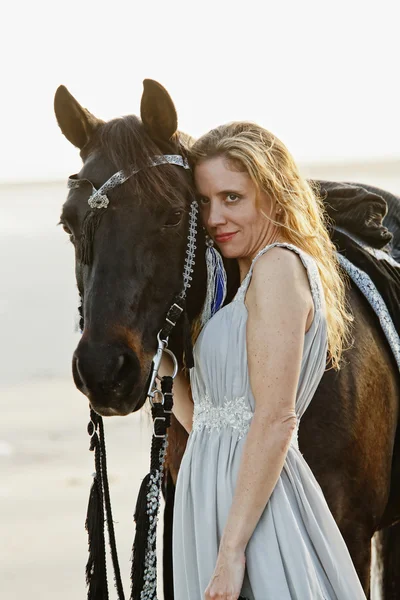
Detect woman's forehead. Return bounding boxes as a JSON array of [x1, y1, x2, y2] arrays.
[[194, 156, 251, 193]]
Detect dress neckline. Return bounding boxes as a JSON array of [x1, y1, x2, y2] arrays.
[[194, 241, 324, 356]]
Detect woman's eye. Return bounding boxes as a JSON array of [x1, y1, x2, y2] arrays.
[[198, 196, 209, 206], [164, 210, 183, 227], [226, 193, 240, 202]]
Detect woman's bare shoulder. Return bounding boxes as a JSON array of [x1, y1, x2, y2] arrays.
[[246, 246, 313, 317]]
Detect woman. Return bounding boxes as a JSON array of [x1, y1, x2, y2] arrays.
[[168, 122, 367, 599]]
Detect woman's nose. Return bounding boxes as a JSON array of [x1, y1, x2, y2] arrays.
[[207, 200, 227, 228]]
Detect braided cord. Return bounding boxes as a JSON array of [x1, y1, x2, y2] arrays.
[[179, 199, 198, 299]]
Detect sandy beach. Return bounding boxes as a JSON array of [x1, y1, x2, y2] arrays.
[[0, 378, 164, 600]]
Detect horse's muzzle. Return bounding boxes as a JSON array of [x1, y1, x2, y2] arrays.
[[72, 339, 143, 415]]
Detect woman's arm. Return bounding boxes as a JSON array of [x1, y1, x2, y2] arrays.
[[158, 354, 194, 434], [220, 247, 313, 553]]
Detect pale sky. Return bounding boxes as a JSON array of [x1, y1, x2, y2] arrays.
[[1, 0, 399, 183]]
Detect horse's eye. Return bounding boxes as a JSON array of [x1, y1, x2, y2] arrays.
[[164, 210, 183, 228], [61, 224, 75, 243]]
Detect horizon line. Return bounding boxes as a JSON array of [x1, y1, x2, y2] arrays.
[[1, 155, 399, 188]]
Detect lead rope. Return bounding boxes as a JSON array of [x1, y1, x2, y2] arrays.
[[86, 409, 126, 599], [131, 375, 174, 599], [98, 415, 126, 599], [85, 410, 109, 599], [129, 200, 198, 599]]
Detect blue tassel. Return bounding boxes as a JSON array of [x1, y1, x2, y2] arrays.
[[201, 243, 227, 326]]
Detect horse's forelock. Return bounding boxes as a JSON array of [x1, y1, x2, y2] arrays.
[[88, 115, 193, 210]]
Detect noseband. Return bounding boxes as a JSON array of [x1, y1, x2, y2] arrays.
[[69, 154, 199, 600]]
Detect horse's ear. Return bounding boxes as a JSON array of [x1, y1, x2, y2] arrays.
[[140, 79, 178, 142], [54, 85, 102, 149]]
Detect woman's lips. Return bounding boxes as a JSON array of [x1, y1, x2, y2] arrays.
[[215, 232, 237, 243]]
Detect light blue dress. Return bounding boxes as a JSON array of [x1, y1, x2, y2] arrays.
[[172, 242, 367, 599]]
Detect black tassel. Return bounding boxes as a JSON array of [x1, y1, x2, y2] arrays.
[[97, 418, 125, 600], [182, 308, 194, 369], [131, 473, 151, 599], [80, 209, 106, 265], [85, 432, 109, 600]]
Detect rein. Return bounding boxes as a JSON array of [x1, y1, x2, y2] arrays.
[[69, 155, 199, 599]]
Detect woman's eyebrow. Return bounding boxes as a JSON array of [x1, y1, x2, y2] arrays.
[[217, 188, 244, 196], [195, 188, 245, 199]]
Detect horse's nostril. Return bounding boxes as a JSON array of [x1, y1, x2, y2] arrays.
[[76, 357, 85, 384], [116, 355, 125, 372], [73, 355, 87, 391], [112, 352, 136, 388]]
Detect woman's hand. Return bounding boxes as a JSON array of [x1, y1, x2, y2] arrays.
[[204, 546, 246, 600]]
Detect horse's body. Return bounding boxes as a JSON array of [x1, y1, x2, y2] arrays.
[[54, 80, 400, 599]]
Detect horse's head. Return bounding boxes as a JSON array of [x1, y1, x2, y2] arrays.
[[54, 80, 205, 416]]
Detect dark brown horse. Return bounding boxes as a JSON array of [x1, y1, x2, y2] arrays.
[[54, 80, 400, 599]]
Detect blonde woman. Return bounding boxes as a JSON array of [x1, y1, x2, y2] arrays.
[[168, 122, 367, 599]]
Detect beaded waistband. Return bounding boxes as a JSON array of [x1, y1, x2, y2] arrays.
[[192, 393, 299, 448], [192, 394, 253, 440]]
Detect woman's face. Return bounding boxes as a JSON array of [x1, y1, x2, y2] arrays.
[[194, 155, 281, 259]]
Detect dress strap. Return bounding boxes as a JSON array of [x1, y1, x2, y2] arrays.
[[233, 242, 323, 311]]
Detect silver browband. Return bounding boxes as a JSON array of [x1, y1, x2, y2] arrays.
[[67, 154, 190, 209]]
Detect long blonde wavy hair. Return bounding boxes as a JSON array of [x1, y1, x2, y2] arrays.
[[189, 121, 354, 371]]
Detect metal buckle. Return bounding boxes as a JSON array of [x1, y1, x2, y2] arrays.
[[162, 391, 173, 414], [153, 416, 166, 438], [165, 302, 184, 327]]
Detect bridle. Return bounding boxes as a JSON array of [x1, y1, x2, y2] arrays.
[[68, 154, 199, 600]]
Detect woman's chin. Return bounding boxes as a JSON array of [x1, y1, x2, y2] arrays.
[[215, 239, 241, 259], [219, 244, 241, 259]]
